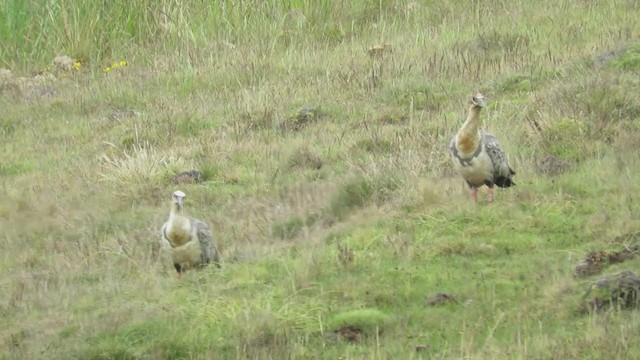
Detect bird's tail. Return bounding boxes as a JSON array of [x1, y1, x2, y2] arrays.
[[494, 176, 515, 188]]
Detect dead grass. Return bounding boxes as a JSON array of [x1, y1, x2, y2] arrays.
[[2, 0, 640, 359]]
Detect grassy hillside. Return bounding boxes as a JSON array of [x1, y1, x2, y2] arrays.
[[2, 0, 640, 358]]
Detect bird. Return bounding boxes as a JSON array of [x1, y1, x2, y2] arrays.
[[161, 190, 221, 278], [448, 93, 515, 202]]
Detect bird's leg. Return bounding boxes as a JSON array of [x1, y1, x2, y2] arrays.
[[174, 263, 182, 280], [487, 187, 495, 202], [470, 186, 478, 202]]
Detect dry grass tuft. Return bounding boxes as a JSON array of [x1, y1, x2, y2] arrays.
[[3, 1, 640, 358], [99, 140, 190, 193]]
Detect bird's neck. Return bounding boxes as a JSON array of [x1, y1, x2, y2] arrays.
[[457, 105, 482, 154], [166, 203, 191, 246], [169, 203, 186, 220]]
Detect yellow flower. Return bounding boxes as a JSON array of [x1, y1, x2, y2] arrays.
[[103, 60, 127, 73], [73, 61, 82, 70]]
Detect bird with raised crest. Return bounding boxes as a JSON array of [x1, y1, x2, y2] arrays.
[[161, 190, 221, 278], [448, 93, 515, 202]]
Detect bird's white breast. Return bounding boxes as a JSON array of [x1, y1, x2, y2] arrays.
[[165, 216, 191, 246], [452, 148, 493, 187]]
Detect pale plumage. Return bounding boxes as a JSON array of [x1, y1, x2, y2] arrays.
[[448, 94, 515, 202], [161, 190, 220, 278]]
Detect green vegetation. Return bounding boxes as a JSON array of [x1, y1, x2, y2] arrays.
[[2, 0, 640, 359]]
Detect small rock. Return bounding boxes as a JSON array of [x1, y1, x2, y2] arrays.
[[368, 43, 392, 59], [53, 55, 75, 72], [574, 250, 607, 277], [426, 292, 458, 306], [336, 326, 362, 342], [109, 108, 139, 121], [24, 85, 58, 101], [0, 68, 12, 80], [574, 244, 640, 278], [537, 155, 571, 176], [595, 51, 617, 67], [172, 170, 204, 184], [608, 243, 640, 263], [611, 232, 640, 244], [283, 106, 324, 131], [406, 2, 420, 13], [415, 344, 427, 352], [583, 271, 640, 312]]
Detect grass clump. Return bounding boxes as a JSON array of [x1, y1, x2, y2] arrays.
[[494, 72, 537, 93], [0, 161, 31, 177], [99, 141, 189, 195], [285, 146, 323, 170], [328, 308, 391, 337], [610, 44, 640, 71], [4, 0, 640, 359], [272, 216, 306, 240], [353, 138, 394, 155], [0, 116, 16, 135], [541, 117, 589, 161], [329, 175, 401, 220]]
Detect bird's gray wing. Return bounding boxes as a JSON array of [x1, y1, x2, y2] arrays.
[[191, 217, 221, 268], [483, 133, 516, 185]]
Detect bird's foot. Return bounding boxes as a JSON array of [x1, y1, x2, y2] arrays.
[[471, 187, 478, 203], [176, 272, 182, 280]]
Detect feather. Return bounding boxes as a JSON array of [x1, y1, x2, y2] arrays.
[[161, 190, 221, 277], [191, 218, 221, 268], [449, 94, 515, 202], [483, 133, 516, 188]]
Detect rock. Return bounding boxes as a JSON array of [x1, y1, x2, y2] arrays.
[[328, 309, 389, 342], [0, 68, 12, 80], [574, 244, 640, 277], [109, 108, 139, 121], [368, 43, 392, 59], [336, 326, 362, 342], [53, 55, 75, 72], [1, 72, 58, 101], [583, 271, 640, 312], [574, 250, 607, 277], [283, 106, 324, 131], [607, 243, 640, 263], [172, 170, 204, 184], [426, 292, 458, 306], [286, 146, 323, 170], [537, 155, 571, 176]]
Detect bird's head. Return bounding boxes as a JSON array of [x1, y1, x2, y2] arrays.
[[172, 190, 186, 208], [470, 93, 486, 109]]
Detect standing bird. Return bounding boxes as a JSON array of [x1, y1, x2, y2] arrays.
[[448, 93, 515, 202], [161, 190, 221, 278]]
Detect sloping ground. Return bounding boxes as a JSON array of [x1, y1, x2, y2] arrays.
[[2, 1, 640, 359]]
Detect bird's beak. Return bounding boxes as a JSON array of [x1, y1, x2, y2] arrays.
[[174, 196, 184, 206], [472, 95, 485, 108]]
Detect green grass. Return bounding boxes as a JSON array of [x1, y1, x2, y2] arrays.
[[2, 0, 640, 359]]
